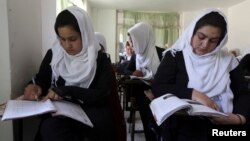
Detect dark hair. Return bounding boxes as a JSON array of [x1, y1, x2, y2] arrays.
[[54, 10, 80, 36], [126, 41, 130, 47], [193, 12, 227, 45], [99, 43, 105, 52]]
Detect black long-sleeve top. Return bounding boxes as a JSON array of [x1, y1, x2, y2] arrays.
[[239, 54, 250, 76], [31, 49, 118, 128], [34, 49, 113, 107], [31, 49, 118, 139], [152, 51, 250, 122]]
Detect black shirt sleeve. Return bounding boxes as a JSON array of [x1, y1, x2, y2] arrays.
[[34, 49, 53, 96], [52, 52, 113, 107], [123, 53, 136, 75], [239, 54, 250, 76], [155, 46, 165, 61], [152, 51, 193, 99], [230, 65, 250, 122]]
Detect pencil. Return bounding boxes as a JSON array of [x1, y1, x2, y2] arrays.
[[32, 77, 39, 101]]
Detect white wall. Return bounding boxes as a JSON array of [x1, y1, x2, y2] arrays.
[[84, 0, 92, 15], [181, 8, 228, 33], [7, 0, 45, 140], [0, 0, 13, 140], [42, 0, 57, 56], [91, 8, 117, 63], [180, 11, 199, 31], [8, 0, 43, 97], [228, 0, 250, 54]]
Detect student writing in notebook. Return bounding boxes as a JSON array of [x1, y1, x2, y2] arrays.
[[23, 6, 118, 141], [152, 9, 250, 141]]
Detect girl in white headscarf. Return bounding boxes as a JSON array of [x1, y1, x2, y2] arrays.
[[152, 9, 250, 141], [127, 22, 163, 80], [95, 32, 107, 52], [23, 6, 118, 141], [125, 22, 165, 141]]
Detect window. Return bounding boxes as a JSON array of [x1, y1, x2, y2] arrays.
[[57, 0, 85, 12], [117, 10, 180, 49]]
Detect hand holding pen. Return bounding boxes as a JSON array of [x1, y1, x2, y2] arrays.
[[32, 78, 39, 101], [23, 77, 42, 101]]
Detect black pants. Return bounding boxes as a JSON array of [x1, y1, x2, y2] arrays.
[[132, 84, 159, 141], [35, 115, 117, 141]]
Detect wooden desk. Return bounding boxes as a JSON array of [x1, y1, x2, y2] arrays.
[[122, 79, 152, 141], [122, 79, 147, 110]]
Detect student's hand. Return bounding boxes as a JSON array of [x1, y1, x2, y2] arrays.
[[24, 84, 42, 101], [132, 70, 143, 77], [144, 89, 154, 101], [210, 113, 246, 125], [43, 89, 62, 101], [191, 89, 219, 111]]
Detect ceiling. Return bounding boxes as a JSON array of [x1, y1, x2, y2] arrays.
[[88, 0, 246, 12]]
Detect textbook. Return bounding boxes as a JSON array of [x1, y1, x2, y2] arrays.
[[150, 93, 228, 126], [1, 99, 93, 127]]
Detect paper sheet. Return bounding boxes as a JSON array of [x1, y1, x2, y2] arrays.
[[1, 100, 56, 121]]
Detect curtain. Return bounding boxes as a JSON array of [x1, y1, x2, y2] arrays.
[[60, 0, 85, 10], [118, 10, 180, 48]]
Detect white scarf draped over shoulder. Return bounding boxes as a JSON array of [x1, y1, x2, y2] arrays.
[[164, 9, 239, 113], [95, 32, 107, 52], [51, 6, 100, 88], [128, 22, 160, 79]]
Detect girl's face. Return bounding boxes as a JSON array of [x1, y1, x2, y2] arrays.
[[126, 45, 134, 56], [191, 25, 222, 55], [128, 36, 133, 48], [58, 25, 82, 55]]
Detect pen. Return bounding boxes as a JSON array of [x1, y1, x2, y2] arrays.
[[32, 77, 36, 85], [32, 77, 39, 101]]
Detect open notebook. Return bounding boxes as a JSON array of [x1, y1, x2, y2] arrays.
[[1, 99, 93, 127]]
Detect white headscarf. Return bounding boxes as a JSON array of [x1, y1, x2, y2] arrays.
[[166, 9, 239, 113], [51, 6, 100, 88], [95, 32, 107, 52], [128, 22, 160, 79]]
